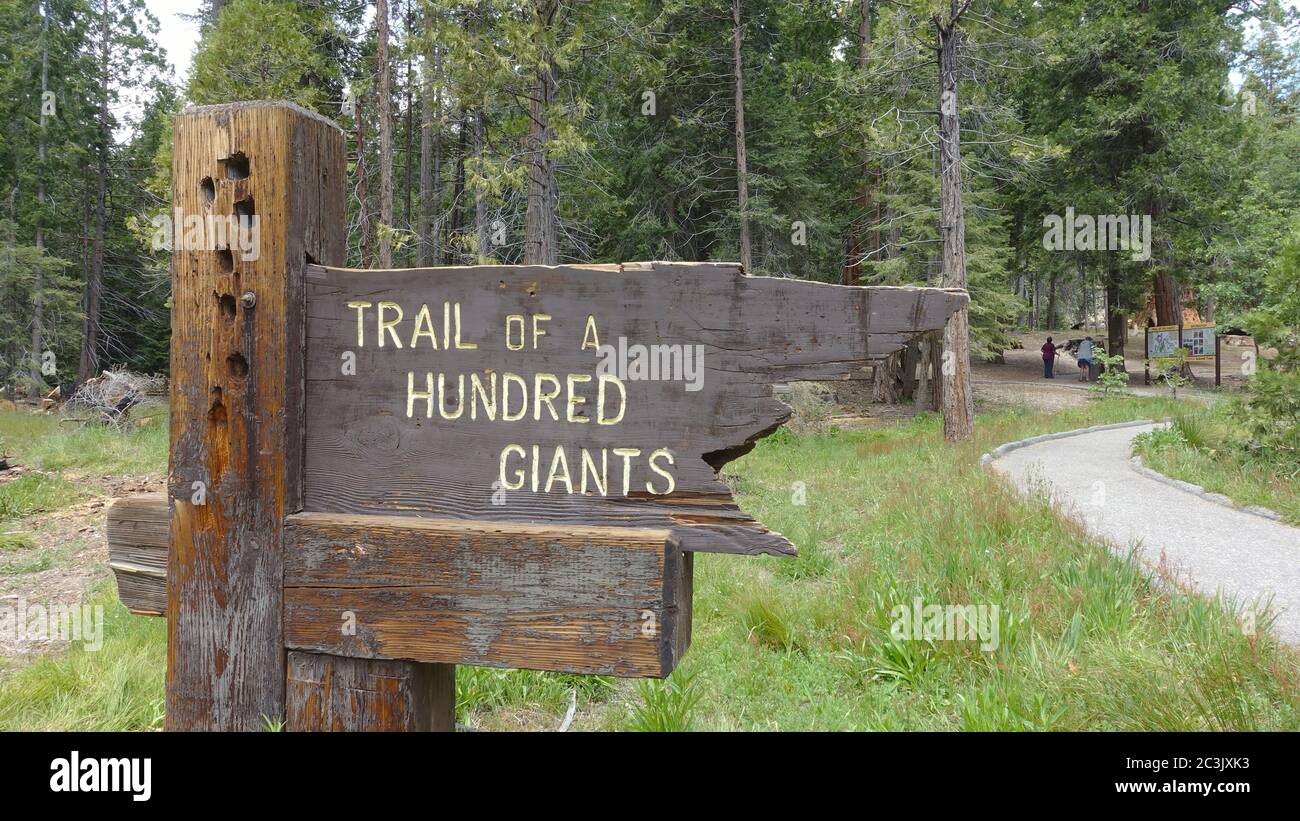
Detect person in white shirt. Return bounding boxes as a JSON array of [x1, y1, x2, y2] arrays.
[[1075, 336, 1095, 382]]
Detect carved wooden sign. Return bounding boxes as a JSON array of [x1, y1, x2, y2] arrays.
[[105, 101, 967, 731], [303, 262, 966, 557]]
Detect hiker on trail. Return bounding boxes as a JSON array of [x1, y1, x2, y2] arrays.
[[1075, 336, 1095, 382], [1041, 336, 1058, 379]]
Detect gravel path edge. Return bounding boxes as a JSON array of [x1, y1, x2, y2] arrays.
[[1128, 455, 1285, 523], [980, 419, 1156, 466]]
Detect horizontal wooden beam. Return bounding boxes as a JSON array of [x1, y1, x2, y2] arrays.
[[283, 513, 689, 678], [106, 494, 168, 616]]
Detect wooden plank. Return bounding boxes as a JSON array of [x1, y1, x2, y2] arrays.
[[301, 262, 967, 556], [166, 101, 345, 730], [283, 513, 687, 677], [106, 494, 169, 616], [286, 651, 454, 732]]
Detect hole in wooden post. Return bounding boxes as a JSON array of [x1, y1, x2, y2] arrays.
[[234, 196, 255, 220], [220, 152, 250, 180], [218, 293, 237, 319], [200, 177, 215, 207], [208, 386, 226, 424], [217, 248, 234, 274], [227, 352, 249, 378]]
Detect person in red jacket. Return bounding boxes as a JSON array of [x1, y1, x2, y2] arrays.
[[1041, 337, 1058, 378]]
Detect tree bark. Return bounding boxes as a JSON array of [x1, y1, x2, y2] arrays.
[[872, 350, 905, 403], [418, 43, 442, 267], [1045, 267, 1058, 330], [376, 0, 393, 268], [80, 0, 110, 380], [1106, 251, 1127, 368], [935, 4, 973, 442], [431, 55, 442, 265], [31, 1, 49, 382], [450, 113, 465, 263], [1030, 267, 1039, 329], [927, 335, 944, 409], [843, 0, 876, 287], [731, 0, 751, 272], [357, 96, 371, 267], [882, 5, 907, 263], [524, 0, 560, 265], [914, 334, 944, 413], [1152, 271, 1180, 326], [473, 109, 488, 261], [1077, 255, 1088, 327], [901, 339, 920, 400], [418, 47, 435, 266], [403, 1, 414, 267]]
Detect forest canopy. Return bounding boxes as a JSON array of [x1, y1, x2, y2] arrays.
[[0, 0, 1296, 397]]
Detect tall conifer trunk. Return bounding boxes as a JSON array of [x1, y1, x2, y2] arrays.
[[935, 1, 974, 442]]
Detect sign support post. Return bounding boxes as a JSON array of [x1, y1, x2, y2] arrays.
[[1215, 333, 1222, 387], [1144, 325, 1150, 385], [167, 101, 452, 731]]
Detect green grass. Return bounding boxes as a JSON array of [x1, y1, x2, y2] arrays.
[[0, 536, 86, 576], [3, 395, 1298, 731], [0, 473, 86, 523], [0, 408, 168, 478], [663, 398, 1299, 730], [455, 667, 618, 729], [0, 584, 167, 731], [1133, 408, 1300, 525], [0, 530, 38, 552]]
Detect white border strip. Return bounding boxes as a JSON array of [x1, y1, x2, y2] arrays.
[[1129, 455, 1284, 522], [981, 418, 1288, 523], [980, 419, 1155, 466]]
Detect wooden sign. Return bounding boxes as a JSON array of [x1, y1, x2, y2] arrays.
[[302, 262, 965, 557], [106, 101, 967, 731]]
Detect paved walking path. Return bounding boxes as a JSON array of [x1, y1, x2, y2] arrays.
[[990, 422, 1300, 644]]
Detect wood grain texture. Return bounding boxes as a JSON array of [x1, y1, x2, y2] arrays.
[[283, 513, 687, 677], [167, 101, 345, 730], [106, 493, 168, 616], [286, 651, 454, 732], [302, 262, 967, 556]]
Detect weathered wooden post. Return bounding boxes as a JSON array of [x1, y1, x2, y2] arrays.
[[166, 101, 450, 730], [111, 99, 970, 732]]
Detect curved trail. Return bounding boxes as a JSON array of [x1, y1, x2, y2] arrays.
[[989, 422, 1300, 644]]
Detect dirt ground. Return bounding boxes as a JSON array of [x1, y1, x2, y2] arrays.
[[802, 327, 1242, 425], [0, 467, 162, 663], [973, 327, 1243, 411]]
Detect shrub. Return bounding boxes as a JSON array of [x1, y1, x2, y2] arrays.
[[1237, 221, 1300, 474], [1153, 347, 1193, 399], [1091, 349, 1130, 396]]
